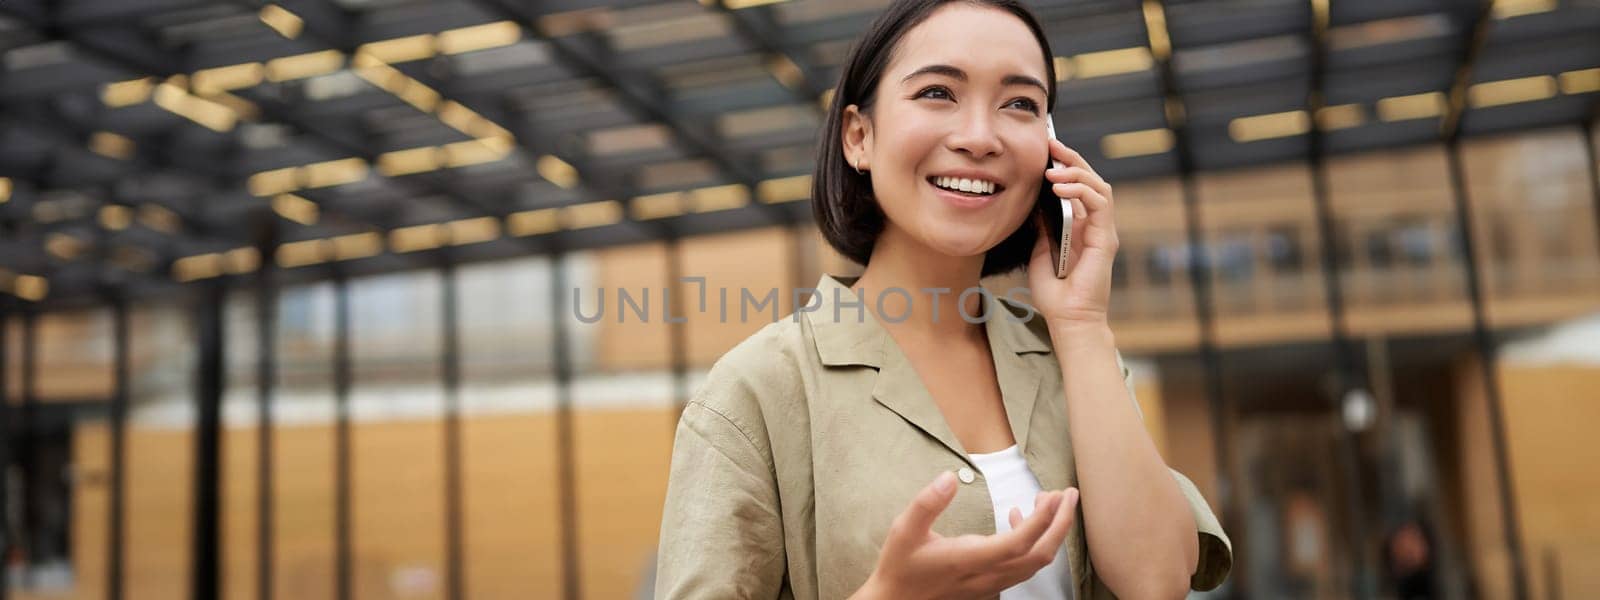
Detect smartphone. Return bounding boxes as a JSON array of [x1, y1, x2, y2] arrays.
[[1041, 115, 1073, 279]]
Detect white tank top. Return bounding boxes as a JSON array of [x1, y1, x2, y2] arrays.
[[968, 444, 1073, 600]]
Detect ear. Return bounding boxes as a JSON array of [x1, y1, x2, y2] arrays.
[[842, 103, 873, 171]]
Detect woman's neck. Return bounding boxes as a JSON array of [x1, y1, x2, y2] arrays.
[[851, 227, 987, 342]]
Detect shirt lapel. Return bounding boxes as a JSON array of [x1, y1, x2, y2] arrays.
[[984, 291, 1044, 457], [870, 335, 972, 459], [807, 273, 1058, 466], [806, 273, 972, 462]]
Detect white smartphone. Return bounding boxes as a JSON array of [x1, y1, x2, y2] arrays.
[[1044, 116, 1073, 279]]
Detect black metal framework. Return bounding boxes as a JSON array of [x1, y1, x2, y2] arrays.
[[665, 236, 689, 418], [1586, 118, 1600, 266], [17, 310, 36, 590], [192, 282, 226, 600], [551, 251, 581, 600], [0, 303, 10, 600], [332, 272, 353, 600], [1145, 1, 1241, 596], [1304, 1, 1376, 596], [1438, 2, 1531, 599], [0, 0, 1591, 310], [253, 222, 279, 600], [106, 292, 130, 600], [1440, 140, 1530, 600], [439, 257, 466, 600]]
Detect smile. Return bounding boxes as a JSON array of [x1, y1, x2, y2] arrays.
[[926, 175, 1004, 196]]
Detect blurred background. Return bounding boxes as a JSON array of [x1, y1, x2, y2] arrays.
[[0, 0, 1597, 598]]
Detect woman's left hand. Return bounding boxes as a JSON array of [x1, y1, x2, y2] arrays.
[[1026, 138, 1119, 327]]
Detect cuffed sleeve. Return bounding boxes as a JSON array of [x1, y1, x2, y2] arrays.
[[1170, 468, 1232, 590], [655, 401, 786, 600]]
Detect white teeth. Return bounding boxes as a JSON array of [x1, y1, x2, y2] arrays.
[[934, 176, 997, 195]]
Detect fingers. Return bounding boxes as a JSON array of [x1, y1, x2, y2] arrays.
[[1049, 138, 1101, 179], [967, 491, 1061, 565], [1043, 164, 1103, 187], [1008, 490, 1048, 530], [1052, 183, 1110, 215], [1072, 200, 1095, 256], [1046, 166, 1111, 200], [992, 488, 1080, 580], [1010, 491, 1060, 546], [1029, 487, 1079, 560], [962, 490, 1070, 593], [1046, 140, 1113, 206], [885, 471, 959, 556], [924, 489, 1080, 597]]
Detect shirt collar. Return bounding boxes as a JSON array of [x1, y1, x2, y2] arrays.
[[805, 272, 1052, 369]]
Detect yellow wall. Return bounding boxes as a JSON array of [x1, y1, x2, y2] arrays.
[[62, 408, 669, 600], [1456, 358, 1600, 599], [1154, 366, 1221, 508]]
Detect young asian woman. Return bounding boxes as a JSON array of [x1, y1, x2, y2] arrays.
[[655, 1, 1232, 598]]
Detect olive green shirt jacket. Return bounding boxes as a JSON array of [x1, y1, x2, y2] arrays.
[[656, 274, 1231, 599]]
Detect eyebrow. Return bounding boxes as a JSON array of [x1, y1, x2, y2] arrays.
[[900, 64, 1048, 97]]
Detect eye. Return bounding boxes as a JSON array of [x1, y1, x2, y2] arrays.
[[1006, 97, 1040, 114], [915, 85, 953, 101]]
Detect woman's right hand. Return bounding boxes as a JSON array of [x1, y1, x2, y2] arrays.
[[852, 471, 1080, 600]]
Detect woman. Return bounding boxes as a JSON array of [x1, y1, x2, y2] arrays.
[[656, 1, 1231, 598]]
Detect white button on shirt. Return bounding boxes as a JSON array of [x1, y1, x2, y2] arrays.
[[968, 444, 1072, 600], [957, 467, 976, 484]]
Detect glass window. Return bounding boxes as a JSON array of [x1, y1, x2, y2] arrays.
[[456, 255, 562, 598], [565, 244, 676, 600]]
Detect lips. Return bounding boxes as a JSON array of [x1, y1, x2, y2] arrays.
[[926, 176, 1004, 209]]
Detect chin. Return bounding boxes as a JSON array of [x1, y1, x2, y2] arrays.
[[919, 215, 1020, 254], [922, 231, 1002, 259]]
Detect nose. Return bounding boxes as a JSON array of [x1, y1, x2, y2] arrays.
[[945, 107, 1004, 159]]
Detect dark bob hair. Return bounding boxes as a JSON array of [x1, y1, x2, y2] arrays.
[[812, 0, 1058, 277]]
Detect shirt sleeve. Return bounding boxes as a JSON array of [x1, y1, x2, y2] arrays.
[[1170, 468, 1232, 590], [655, 400, 786, 600], [1115, 350, 1234, 592]]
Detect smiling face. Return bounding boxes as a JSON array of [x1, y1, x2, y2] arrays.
[[842, 2, 1052, 264]]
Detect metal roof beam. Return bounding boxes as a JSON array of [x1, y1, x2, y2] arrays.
[[711, 2, 832, 104], [235, 0, 639, 213], [0, 95, 419, 237], [470, 0, 793, 227], [0, 5, 513, 228], [55, 0, 211, 28], [1440, 0, 1498, 142]]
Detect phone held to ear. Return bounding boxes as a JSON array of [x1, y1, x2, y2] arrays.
[[1040, 116, 1072, 279]]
